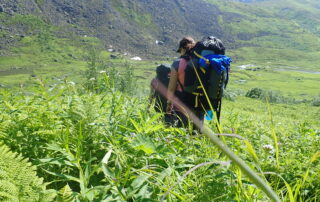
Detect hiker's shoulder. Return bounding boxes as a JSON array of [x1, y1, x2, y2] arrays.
[[171, 58, 181, 69], [172, 56, 191, 67]]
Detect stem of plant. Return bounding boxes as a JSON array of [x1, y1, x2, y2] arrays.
[[153, 80, 281, 202], [201, 126, 281, 202]]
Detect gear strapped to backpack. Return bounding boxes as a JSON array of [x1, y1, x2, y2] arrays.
[[183, 36, 232, 117], [151, 64, 171, 112]]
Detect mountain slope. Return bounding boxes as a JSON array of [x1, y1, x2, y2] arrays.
[[0, 0, 225, 56], [0, 0, 320, 67]]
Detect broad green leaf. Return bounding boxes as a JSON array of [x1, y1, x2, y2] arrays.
[[44, 170, 80, 183], [132, 135, 157, 154], [135, 184, 152, 200], [102, 149, 113, 165], [131, 175, 149, 190], [158, 167, 173, 181], [127, 175, 149, 198], [102, 165, 115, 179]]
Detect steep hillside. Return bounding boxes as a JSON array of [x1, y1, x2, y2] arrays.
[[207, 0, 320, 67], [0, 0, 226, 57], [0, 0, 320, 71]]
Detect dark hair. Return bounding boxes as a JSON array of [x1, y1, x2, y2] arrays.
[[176, 36, 195, 53]]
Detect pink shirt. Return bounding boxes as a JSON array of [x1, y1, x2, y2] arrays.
[[176, 58, 188, 92]]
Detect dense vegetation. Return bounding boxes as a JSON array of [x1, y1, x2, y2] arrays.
[[0, 64, 319, 201], [1, 0, 320, 201]]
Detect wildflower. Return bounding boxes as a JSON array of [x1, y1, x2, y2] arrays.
[[88, 123, 96, 126], [262, 144, 275, 154], [99, 71, 106, 74], [89, 78, 96, 81], [68, 81, 75, 85]]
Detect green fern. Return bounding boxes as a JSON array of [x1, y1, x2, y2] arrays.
[[0, 143, 56, 202], [57, 184, 75, 202]]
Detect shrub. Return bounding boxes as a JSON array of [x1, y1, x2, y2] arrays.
[[223, 89, 238, 101], [245, 88, 264, 99], [245, 88, 295, 104], [311, 97, 320, 107]]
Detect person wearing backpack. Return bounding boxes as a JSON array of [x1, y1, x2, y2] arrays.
[[183, 36, 232, 125], [149, 37, 196, 127], [151, 36, 231, 131], [167, 36, 232, 130], [166, 36, 200, 128]]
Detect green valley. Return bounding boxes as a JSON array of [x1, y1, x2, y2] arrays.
[[0, 0, 319, 201]]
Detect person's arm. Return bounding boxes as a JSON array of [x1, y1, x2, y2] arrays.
[[166, 68, 178, 113], [148, 79, 156, 110]]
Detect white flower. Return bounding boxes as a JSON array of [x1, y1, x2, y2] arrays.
[[89, 78, 96, 81], [68, 81, 75, 85], [99, 71, 106, 74], [263, 144, 275, 154], [88, 123, 96, 126], [263, 144, 274, 150]]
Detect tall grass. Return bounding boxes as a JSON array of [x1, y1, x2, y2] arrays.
[[0, 75, 319, 201]]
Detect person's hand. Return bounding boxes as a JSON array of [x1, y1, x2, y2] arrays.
[[166, 101, 173, 113]]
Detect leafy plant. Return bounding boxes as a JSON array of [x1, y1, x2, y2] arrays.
[[0, 78, 319, 201], [0, 143, 55, 201]]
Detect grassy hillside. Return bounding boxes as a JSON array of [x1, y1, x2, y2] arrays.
[[208, 0, 320, 70], [1, 0, 320, 90]]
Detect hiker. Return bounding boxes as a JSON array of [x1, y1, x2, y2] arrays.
[[184, 36, 231, 126], [151, 36, 231, 131], [167, 36, 232, 130], [166, 36, 202, 128]]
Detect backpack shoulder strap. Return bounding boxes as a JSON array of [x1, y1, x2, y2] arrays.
[[177, 57, 188, 92]]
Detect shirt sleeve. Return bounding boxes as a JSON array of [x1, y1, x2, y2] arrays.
[[171, 58, 180, 71]]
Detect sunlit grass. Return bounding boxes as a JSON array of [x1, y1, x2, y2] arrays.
[[0, 72, 319, 200]]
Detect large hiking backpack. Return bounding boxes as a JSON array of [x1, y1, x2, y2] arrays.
[[183, 36, 232, 111], [151, 64, 171, 112]]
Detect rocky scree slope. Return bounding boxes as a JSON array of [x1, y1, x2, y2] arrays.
[[0, 0, 233, 57]]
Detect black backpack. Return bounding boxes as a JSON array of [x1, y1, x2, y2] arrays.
[[183, 36, 231, 112], [151, 64, 171, 112]]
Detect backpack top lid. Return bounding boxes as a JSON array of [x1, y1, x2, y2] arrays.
[[191, 36, 231, 73], [192, 36, 225, 56]]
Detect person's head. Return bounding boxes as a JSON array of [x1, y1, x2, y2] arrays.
[[176, 36, 196, 55]]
